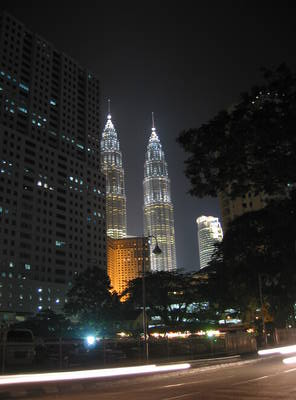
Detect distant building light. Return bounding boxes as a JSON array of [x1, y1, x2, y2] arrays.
[[19, 82, 29, 92], [18, 106, 28, 114], [56, 241, 65, 247]]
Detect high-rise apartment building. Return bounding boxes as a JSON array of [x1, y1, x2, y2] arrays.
[[101, 101, 127, 239], [219, 191, 267, 232], [143, 114, 177, 271], [0, 12, 106, 319], [196, 216, 223, 270], [107, 236, 149, 300]]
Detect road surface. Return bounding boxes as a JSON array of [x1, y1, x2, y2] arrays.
[[2, 355, 296, 399]]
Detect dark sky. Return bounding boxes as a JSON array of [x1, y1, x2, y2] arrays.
[[2, 1, 296, 271]]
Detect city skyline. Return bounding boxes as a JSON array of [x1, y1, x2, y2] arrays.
[[1, 2, 296, 270]]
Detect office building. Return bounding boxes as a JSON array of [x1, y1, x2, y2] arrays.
[[143, 114, 177, 271], [101, 100, 127, 238], [196, 216, 223, 270], [0, 12, 106, 319], [107, 236, 149, 300]]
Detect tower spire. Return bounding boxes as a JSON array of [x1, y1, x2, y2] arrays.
[[152, 112, 155, 131], [107, 98, 111, 119]]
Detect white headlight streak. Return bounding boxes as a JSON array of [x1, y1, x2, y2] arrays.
[[283, 356, 296, 365], [0, 363, 191, 386], [258, 344, 296, 356]]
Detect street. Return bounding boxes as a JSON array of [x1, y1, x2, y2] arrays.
[[2, 355, 296, 399]]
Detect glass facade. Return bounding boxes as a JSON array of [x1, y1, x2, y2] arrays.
[[101, 105, 127, 238], [143, 116, 177, 271], [196, 216, 223, 270]]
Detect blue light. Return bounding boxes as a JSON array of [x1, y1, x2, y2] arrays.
[[85, 336, 96, 346], [18, 106, 28, 114], [50, 99, 56, 106], [19, 82, 29, 92], [56, 240, 65, 247]]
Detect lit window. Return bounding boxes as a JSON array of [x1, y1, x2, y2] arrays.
[[56, 241, 65, 247], [19, 82, 29, 92], [18, 106, 28, 114]]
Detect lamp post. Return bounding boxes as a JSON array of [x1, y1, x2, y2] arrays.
[[258, 273, 268, 347], [142, 234, 161, 361]]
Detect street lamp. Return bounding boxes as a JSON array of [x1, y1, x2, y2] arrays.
[[142, 234, 161, 361], [258, 273, 268, 347]]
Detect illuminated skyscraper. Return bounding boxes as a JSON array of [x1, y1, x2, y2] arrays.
[[196, 216, 223, 270], [143, 114, 177, 271], [101, 100, 127, 238]]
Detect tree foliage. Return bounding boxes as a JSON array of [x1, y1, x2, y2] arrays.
[[12, 309, 72, 338], [64, 267, 121, 335], [177, 64, 296, 199], [122, 271, 214, 330], [206, 194, 296, 327]]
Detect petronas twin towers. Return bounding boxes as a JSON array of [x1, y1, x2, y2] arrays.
[[101, 101, 127, 239], [101, 101, 177, 271]]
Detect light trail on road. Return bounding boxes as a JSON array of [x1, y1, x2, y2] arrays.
[[0, 363, 190, 386], [258, 344, 296, 356]]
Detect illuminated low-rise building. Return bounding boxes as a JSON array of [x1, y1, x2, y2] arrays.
[[143, 114, 177, 271], [196, 216, 223, 270], [107, 236, 150, 300]]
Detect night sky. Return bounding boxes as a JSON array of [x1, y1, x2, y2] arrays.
[[2, 1, 296, 271]]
